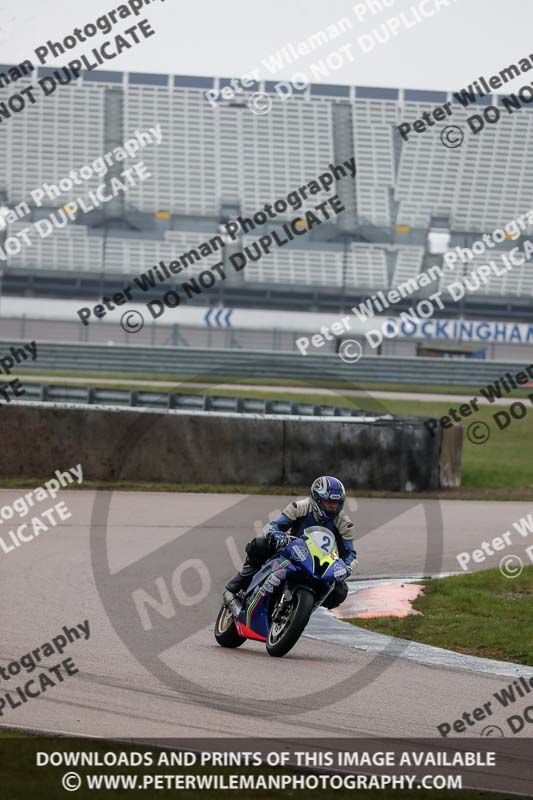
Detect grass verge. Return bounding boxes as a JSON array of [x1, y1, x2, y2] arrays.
[[348, 566, 533, 665]]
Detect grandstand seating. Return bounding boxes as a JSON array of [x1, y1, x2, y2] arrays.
[[439, 250, 533, 297], [6, 224, 222, 275], [0, 76, 105, 209], [352, 98, 396, 227], [242, 240, 391, 289], [391, 246, 424, 287], [396, 102, 533, 234], [6, 218, 423, 292], [8, 221, 103, 272], [0, 70, 532, 297]]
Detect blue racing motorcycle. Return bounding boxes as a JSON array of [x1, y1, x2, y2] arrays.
[[215, 526, 349, 657]]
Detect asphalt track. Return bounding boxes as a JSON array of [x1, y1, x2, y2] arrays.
[[2, 490, 533, 741]]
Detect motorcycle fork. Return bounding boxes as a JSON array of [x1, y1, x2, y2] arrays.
[[271, 587, 292, 619]]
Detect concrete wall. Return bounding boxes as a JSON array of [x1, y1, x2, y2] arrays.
[[1, 403, 461, 491], [439, 426, 464, 489], [283, 416, 444, 491]]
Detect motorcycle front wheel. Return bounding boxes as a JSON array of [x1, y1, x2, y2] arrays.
[[214, 603, 246, 648], [266, 588, 314, 658]]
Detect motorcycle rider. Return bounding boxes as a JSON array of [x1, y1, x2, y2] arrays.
[[225, 476, 357, 610]]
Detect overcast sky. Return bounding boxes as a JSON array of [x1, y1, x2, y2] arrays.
[[0, 0, 530, 92]]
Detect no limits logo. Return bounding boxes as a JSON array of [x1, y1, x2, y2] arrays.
[[89, 372, 444, 719]]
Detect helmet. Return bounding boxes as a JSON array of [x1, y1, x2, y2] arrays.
[[310, 476, 346, 522]]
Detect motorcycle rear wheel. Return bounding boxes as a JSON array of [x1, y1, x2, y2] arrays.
[[266, 588, 314, 658], [214, 603, 246, 648]]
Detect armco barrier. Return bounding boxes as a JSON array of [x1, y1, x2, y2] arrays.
[[0, 403, 460, 491], [9, 383, 397, 417], [3, 340, 533, 386]]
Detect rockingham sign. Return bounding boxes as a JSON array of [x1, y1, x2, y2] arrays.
[[297, 220, 533, 355], [364, 317, 533, 348], [295, 313, 533, 356]]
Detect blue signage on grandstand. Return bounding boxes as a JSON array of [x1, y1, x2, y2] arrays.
[[389, 318, 533, 344]]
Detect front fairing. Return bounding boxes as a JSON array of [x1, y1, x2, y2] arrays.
[[237, 556, 299, 639], [283, 529, 349, 582], [236, 528, 348, 640]]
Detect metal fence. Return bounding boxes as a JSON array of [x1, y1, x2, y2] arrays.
[[17, 383, 391, 418], [1, 318, 529, 362], [4, 339, 533, 386], [0, 316, 304, 352]]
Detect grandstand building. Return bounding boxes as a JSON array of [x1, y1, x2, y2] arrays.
[[1, 68, 533, 319]]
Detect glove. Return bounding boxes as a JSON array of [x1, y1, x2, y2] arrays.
[[264, 523, 287, 546], [344, 557, 357, 576], [273, 532, 290, 549]]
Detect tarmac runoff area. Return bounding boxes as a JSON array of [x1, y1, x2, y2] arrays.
[[2, 490, 533, 740]]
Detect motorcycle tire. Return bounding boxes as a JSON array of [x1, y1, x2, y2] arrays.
[[214, 603, 246, 648], [266, 588, 314, 658]]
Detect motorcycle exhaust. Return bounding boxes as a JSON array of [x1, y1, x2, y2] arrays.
[[223, 590, 243, 617]]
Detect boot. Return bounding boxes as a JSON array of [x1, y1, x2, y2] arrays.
[[225, 571, 253, 594]]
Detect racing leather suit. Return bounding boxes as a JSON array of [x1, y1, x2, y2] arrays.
[[226, 498, 357, 609]]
